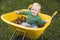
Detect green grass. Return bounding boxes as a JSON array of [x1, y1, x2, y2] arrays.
[[0, 0, 60, 40]]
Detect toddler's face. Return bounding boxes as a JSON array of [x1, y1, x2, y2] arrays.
[[31, 6, 40, 16]]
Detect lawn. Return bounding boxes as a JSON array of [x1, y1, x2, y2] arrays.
[[0, 0, 60, 40]]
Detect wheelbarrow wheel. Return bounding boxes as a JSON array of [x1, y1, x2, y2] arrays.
[[14, 35, 47, 40], [14, 35, 29, 40], [14, 35, 22, 40]]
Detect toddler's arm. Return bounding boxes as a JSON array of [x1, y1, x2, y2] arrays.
[[14, 10, 20, 14], [14, 10, 28, 15]]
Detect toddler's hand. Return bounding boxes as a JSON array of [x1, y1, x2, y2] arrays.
[[14, 10, 19, 14], [45, 20, 50, 22]]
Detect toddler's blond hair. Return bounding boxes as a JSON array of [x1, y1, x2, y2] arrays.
[[32, 3, 41, 10]]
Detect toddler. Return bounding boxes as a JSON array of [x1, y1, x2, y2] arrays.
[[15, 3, 48, 28]]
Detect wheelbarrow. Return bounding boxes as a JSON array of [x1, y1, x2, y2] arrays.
[[1, 9, 57, 40]]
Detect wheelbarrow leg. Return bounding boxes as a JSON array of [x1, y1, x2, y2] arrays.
[[10, 32, 15, 40], [37, 33, 44, 40], [41, 34, 44, 40], [22, 33, 25, 40]]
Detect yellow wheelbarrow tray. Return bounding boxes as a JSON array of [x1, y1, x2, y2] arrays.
[[1, 9, 57, 40]]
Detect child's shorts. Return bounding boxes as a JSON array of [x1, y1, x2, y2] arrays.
[[21, 22, 37, 28]]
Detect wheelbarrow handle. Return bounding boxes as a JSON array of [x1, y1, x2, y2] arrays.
[[52, 11, 58, 18]]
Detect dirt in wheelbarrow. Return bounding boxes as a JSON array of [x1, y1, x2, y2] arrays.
[[11, 16, 44, 28]]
